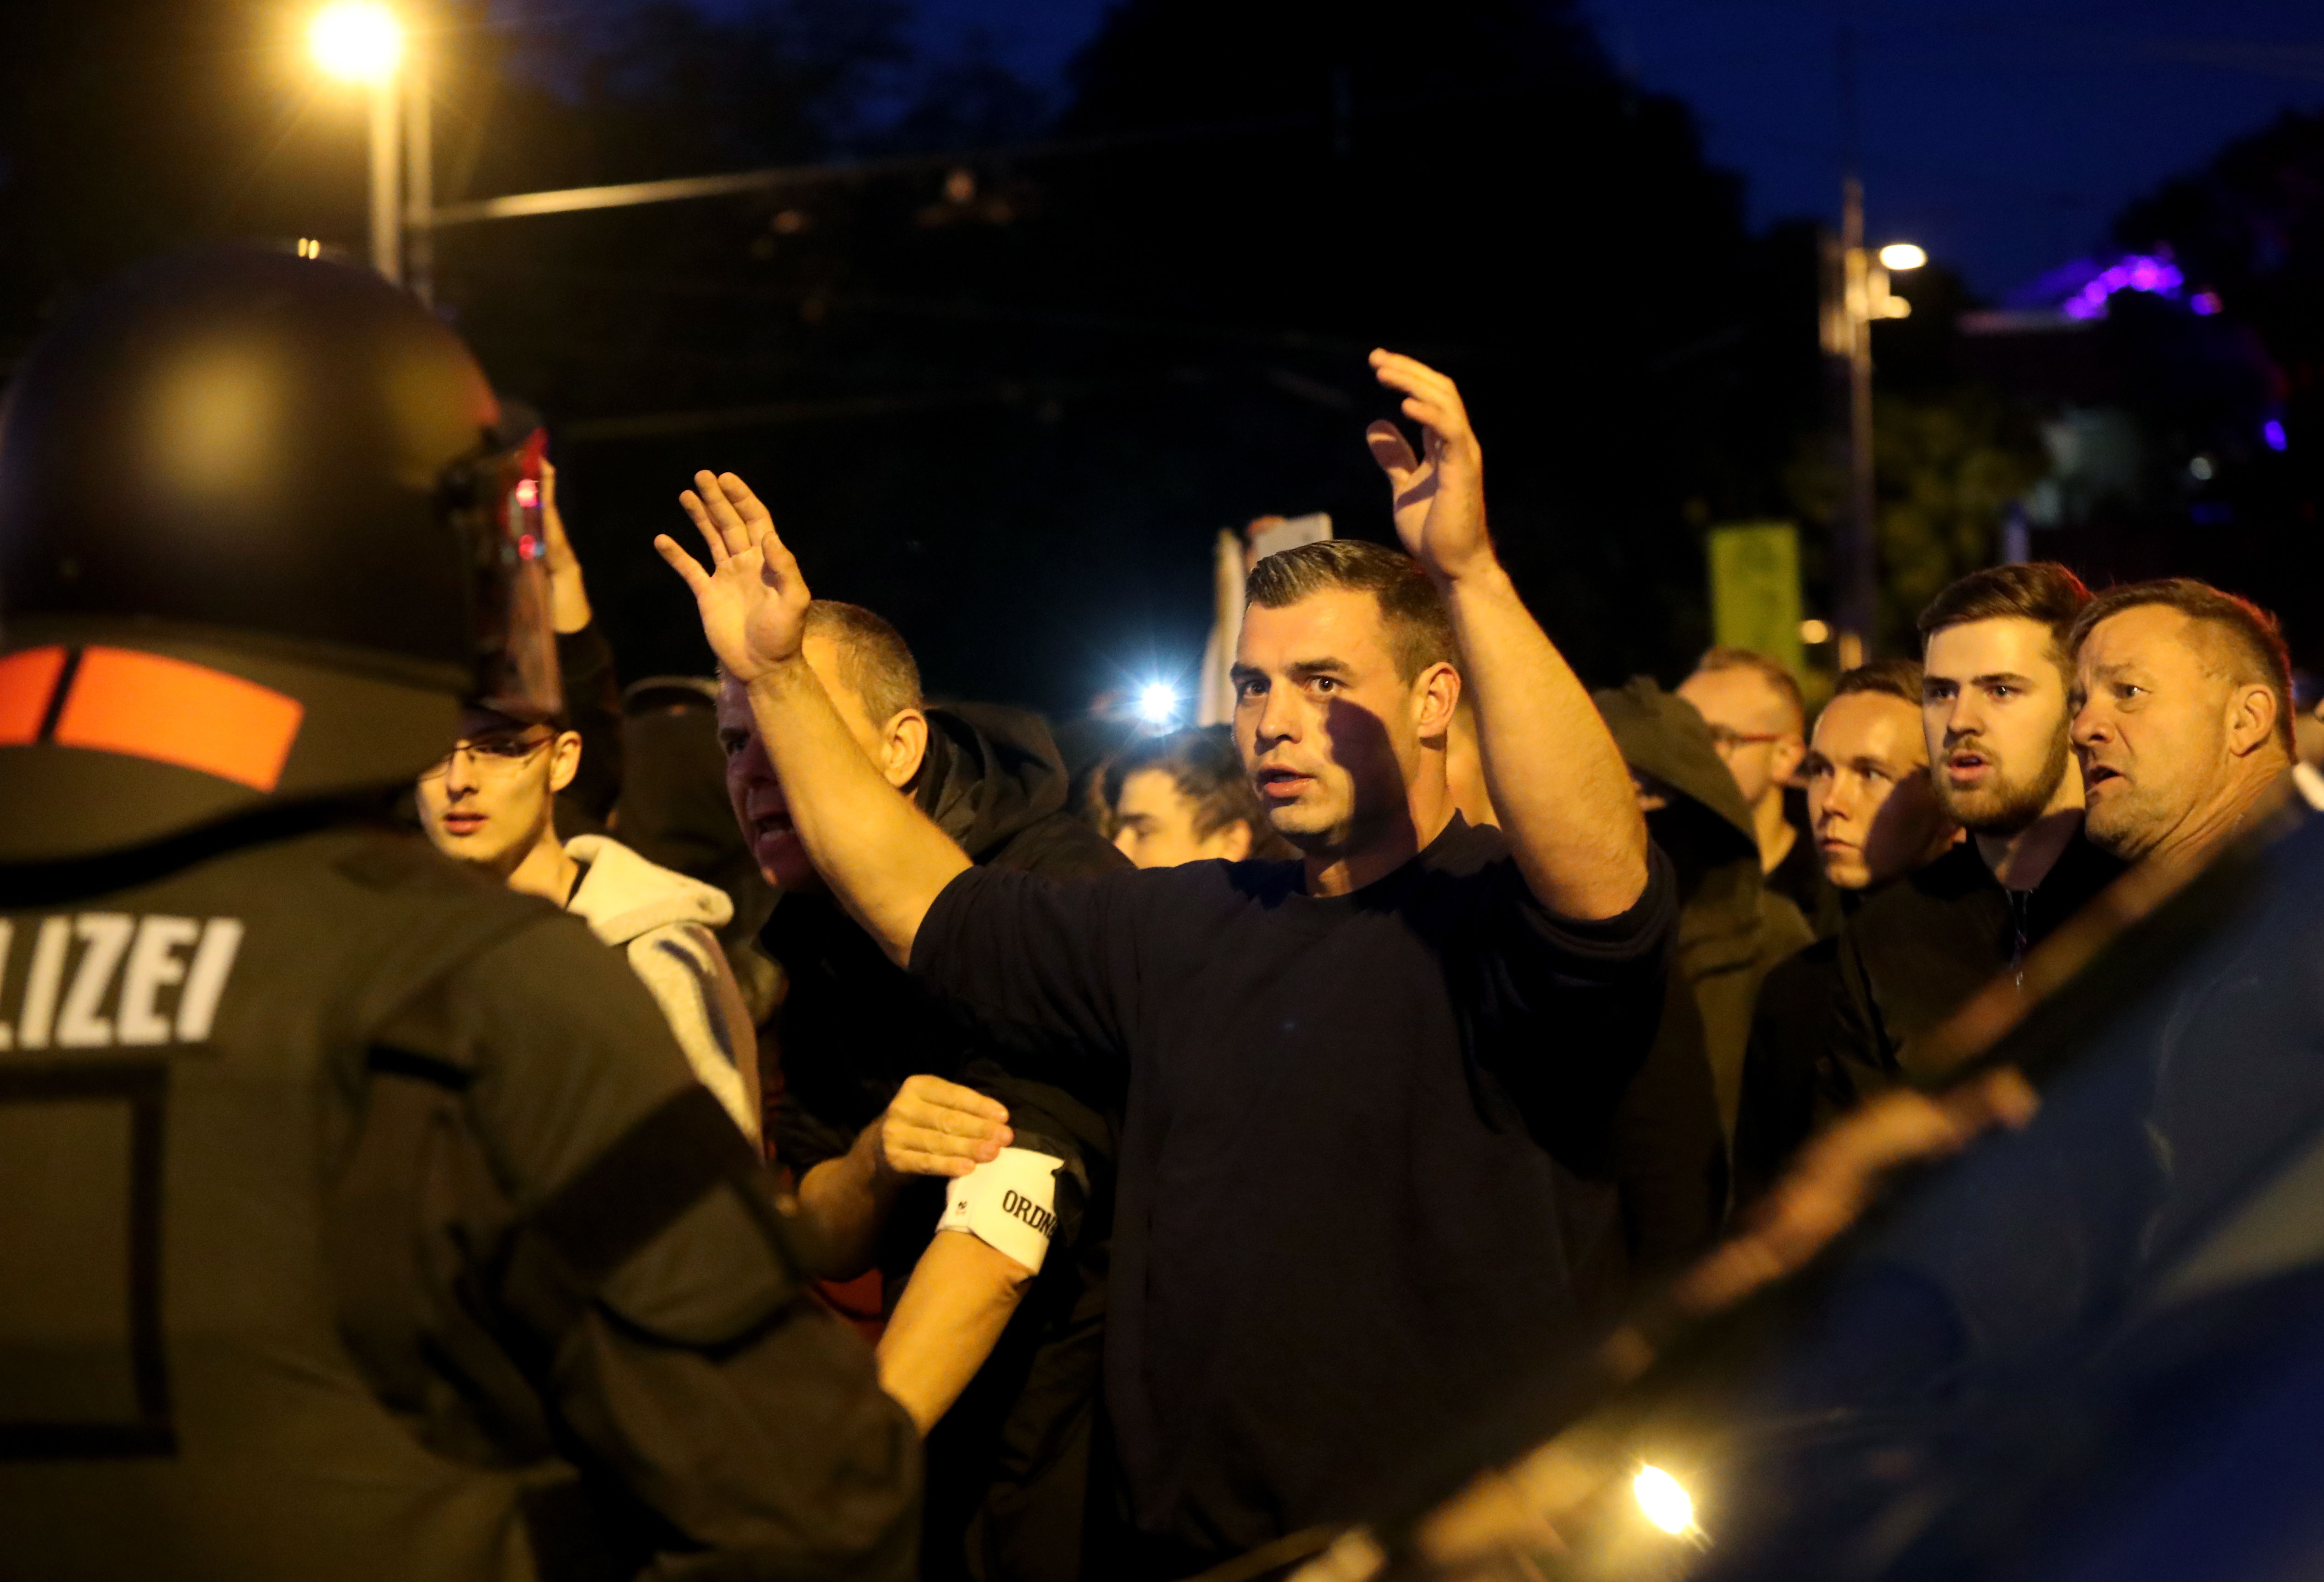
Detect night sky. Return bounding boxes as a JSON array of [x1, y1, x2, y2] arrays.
[[909, 0, 2324, 299]]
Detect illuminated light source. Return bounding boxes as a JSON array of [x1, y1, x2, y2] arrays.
[[1136, 681, 1177, 727], [1878, 243, 1927, 272], [2189, 455, 2215, 481], [309, 1, 403, 85], [295, 237, 321, 259], [1633, 1465, 1696, 1535], [2264, 420, 2288, 453], [2192, 291, 2223, 316], [1799, 618, 1831, 645], [2062, 253, 2185, 321]]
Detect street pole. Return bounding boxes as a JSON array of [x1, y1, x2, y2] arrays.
[[1839, 173, 1875, 670], [368, 77, 401, 284], [404, 32, 432, 305]]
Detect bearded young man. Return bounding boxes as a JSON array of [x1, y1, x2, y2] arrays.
[[1823, 564, 2124, 1095], [656, 350, 1672, 1576]]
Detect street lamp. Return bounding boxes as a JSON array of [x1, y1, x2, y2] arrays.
[[308, 2, 431, 300], [1820, 176, 1924, 668]]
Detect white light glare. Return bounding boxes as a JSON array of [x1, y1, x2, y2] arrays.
[[1136, 682, 1177, 727], [1633, 1465, 1696, 1535], [310, 2, 403, 85], [1879, 243, 1928, 272]]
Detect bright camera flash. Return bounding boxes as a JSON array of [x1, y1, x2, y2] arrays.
[[1633, 1465, 1695, 1535], [1136, 682, 1177, 726]]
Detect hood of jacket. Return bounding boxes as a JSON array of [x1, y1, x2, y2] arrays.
[[1594, 676, 1760, 867], [563, 834, 735, 947], [913, 701, 1079, 865]]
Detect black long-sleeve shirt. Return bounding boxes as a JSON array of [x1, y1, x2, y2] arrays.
[[910, 817, 1675, 1568]]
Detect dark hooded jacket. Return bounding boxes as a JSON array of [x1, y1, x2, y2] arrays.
[[1597, 677, 1815, 1152], [762, 701, 1127, 1582]]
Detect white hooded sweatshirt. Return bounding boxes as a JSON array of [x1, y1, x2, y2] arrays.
[[562, 834, 760, 1140]]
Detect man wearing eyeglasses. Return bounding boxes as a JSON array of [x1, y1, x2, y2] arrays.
[[417, 705, 762, 1139], [1678, 648, 1822, 924]]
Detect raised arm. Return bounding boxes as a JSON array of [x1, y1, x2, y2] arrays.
[[1366, 351, 1649, 919], [656, 472, 970, 964]]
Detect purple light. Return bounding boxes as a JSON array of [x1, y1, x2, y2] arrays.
[[2264, 420, 2288, 453], [2061, 253, 2186, 321], [2192, 291, 2223, 315]]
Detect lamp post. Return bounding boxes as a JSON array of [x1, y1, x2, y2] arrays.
[[309, 1, 412, 289], [1821, 176, 1922, 668]]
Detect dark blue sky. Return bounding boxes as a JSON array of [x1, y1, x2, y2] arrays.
[[905, 0, 2324, 299]]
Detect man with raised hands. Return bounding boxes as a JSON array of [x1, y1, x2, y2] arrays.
[[657, 351, 1675, 1576]]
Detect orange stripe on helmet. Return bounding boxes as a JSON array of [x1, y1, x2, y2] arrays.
[[0, 647, 69, 745], [52, 647, 304, 792]]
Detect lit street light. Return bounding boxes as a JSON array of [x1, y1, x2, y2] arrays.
[[1821, 175, 1925, 668], [307, 2, 432, 300]]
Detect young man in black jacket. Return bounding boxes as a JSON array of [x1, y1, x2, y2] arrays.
[[662, 350, 1673, 1576], [720, 598, 1126, 1582], [1828, 564, 2124, 1095]]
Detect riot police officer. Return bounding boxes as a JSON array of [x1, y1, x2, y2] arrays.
[[0, 248, 919, 1579]]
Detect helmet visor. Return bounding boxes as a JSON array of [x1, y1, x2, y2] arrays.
[[465, 427, 562, 722]]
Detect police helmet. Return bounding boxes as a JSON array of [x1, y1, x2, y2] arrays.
[[0, 247, 559, 862]]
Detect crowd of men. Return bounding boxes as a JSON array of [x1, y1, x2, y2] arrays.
[[0, 247, 2312, 1582]]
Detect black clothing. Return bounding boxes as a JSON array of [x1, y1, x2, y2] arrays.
[[614, 699, 779, 953], [761, 701, 1127, 1582], [1830, 828, 2126, 1091], [1597, 678, 1813, 1141], [1764, 811, 1838, 938], [553, 624, 625, 839], [0, 810, 919, 1580], [909, 816, 1677, 1565], [1731, 935, 1847, 1205]]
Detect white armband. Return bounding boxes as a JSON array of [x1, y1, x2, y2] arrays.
[[937, 1147, 1065, 1273]]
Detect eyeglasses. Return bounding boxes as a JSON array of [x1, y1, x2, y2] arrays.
[[418, 731, 553, 779], [1704, 724, 1789, 752]]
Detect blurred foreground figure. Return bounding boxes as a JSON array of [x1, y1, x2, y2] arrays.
[[0, 251, 916, 1579], [1295, 721, 2323, 1582], [662, 352, 1673, 1577]]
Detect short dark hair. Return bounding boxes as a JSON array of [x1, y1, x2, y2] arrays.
[[1832, 657, 1925, 707], [1692, 646, 1806, 730], [1104, 726, 1291, 856], [2069, 577, 2295, 753], [801, 599, 922, 725], [1245, 540, 1457, 682], [1915, 562, 2092, 664]]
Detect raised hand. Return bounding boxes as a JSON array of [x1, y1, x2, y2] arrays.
[[539, 460, 593, 634], [1364, 349, 1492, 583], [655, 470, 810, 684]]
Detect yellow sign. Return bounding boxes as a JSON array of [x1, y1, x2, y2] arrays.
[[1706, 522, 1804, 681]]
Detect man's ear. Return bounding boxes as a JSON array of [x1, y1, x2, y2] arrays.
[[1772, 732, 1808, 787], [548, 730, 583, 795], [1416, 662, 1461, 743], [882, 708, 930, 789], [2226, 683, 2281, 758]]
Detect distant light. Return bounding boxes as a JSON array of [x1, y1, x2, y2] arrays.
[[514, 479, 540, 508], [1136, 682, 1177, 726], [2062, 253, 2185, 321], [310, 1, 403, 85], [1634, 1466, 1695, 1535], [2190, 455, 2215, 481], [2265, 420, 2288, 453], [2192, 291, 2223, 316], [1878, 243, 1927, 272], [1799, 618, 1831, 645], [295, 237, 322, 259]]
